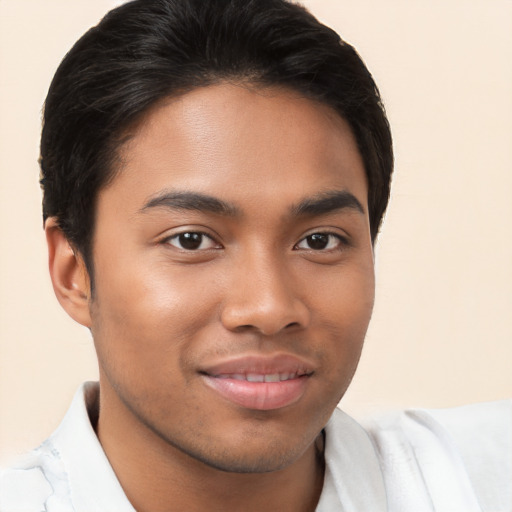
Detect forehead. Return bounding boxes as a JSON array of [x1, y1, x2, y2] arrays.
[[103, 83, 367, 214]]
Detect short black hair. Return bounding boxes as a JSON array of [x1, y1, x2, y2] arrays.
[[40, 0, 393, 273]]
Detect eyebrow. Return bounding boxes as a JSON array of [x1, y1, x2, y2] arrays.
[[141, 191, 240, 216], [290, 190, 365, 217], [140, 189, 364, 219]]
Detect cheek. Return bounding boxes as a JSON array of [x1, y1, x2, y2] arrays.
[[89, 255, 221, 390], [93, 253, 215, 334], [313, 257, 375, 329], [310, 261, 375, 378]]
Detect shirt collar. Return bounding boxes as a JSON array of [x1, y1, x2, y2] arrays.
[[52, 383, 386, 511], [319, 407, 388, 511], [50, 382, 135, 512]]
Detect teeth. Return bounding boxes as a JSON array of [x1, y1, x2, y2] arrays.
[[216, 372, 302, 382], [281, 372, 300, 381], [246, 373, 265, 382]]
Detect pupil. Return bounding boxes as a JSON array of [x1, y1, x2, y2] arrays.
[[308, 234, 328, 250], [179, 233, 202, 250]]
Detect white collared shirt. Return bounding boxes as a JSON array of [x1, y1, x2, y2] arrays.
[[1, 382, 510, 511]]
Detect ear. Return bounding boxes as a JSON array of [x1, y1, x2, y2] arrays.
[[45, 218, 92, 327]]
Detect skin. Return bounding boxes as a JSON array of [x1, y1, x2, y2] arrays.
[[46, 83, 375, 512]]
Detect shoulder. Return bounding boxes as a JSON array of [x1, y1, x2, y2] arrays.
[[365, 400, 512, 511], [0, 439, 74, 511], [1, 383, 135, 512], [0, 383, 97, 512]]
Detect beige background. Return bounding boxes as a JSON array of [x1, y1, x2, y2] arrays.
[[1, 0, 511, 464]]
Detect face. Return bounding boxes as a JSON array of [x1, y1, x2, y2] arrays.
[[89, 83, 375, 473]]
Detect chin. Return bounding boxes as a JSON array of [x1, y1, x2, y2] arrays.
[[189, 447, 302, 474], [165, 430, 311, 474]]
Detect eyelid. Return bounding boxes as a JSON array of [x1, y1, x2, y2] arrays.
[[160, 228, 223, 250], [294, 230, 350, 251]]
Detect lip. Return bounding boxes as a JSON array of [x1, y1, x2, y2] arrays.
[[200, 354, 314, 411]]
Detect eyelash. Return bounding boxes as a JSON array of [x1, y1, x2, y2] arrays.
[[162, 230, 349, 252], [294, 232, 349, 252], [163, 231, 220, 251]]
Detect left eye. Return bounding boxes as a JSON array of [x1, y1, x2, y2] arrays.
[[166, 232, 219, 251], [295, 233, 344, 251]]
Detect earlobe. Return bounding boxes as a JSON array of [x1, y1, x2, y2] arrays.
[[45, 218, 92, 327]]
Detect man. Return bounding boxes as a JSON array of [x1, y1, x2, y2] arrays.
[[0, 0, 510, 510]]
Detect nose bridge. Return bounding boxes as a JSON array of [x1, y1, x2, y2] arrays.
[[220, 244, 309, 335]]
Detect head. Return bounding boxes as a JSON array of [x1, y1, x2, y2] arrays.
[[41, 0, 392, 279], [42, 0, 393, 475]]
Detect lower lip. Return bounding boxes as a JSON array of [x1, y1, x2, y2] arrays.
[[202, 375, 309, 411]]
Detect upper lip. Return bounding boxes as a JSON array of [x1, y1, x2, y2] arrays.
[[200, 353, 316, 377]]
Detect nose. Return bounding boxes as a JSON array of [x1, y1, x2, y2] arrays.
[[220, 252, 310, 336]]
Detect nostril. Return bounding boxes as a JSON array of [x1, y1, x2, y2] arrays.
[[220, 295, 310, 335], [232, 322, 300, 335], [235, 324, 255, 333]]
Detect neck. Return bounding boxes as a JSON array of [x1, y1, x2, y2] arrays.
[[95, 382, 325, 512]]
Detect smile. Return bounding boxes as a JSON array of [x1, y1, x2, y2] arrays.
[[200, 354, 314, 411], [214, 371, 308, 383]]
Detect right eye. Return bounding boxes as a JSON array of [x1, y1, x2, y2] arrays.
[[164, 232, 220, 251]]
